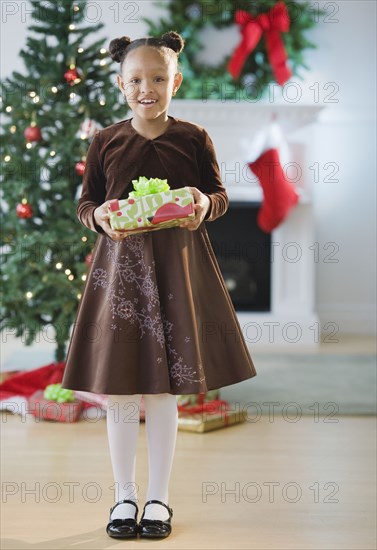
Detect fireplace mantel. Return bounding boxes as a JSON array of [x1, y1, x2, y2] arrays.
[[170, 99, 323, 131], [169, 100, 323, 347]]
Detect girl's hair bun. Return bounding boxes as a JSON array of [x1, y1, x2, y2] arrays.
[[108, 36, 132, 63], [161, 31, 185, 54]]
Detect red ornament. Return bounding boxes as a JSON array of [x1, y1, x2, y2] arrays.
[[24, 125, 42, 142], [85, 253, 93, 268], [75, 161, 86, 176], [16, 202, 33, 219], [64, 67, 82, 86]]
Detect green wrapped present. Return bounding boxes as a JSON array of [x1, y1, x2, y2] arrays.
[[108, 176, 195, 234]]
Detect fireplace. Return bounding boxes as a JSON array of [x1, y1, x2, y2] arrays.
[[170, 100, 323, 346], [205, 202, 271, 312]]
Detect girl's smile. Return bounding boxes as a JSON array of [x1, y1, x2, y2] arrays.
[[138, 99, 157, 108]]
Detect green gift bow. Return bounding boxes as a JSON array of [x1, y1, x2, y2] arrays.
[[43, 383, 75, 403], [128, 176, 170, 198]]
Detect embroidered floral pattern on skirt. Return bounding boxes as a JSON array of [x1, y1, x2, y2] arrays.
[[92, 234, 205, 388]]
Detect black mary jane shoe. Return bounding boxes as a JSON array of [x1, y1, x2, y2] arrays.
[[106, 499, 139, 539], [139, 499, 173, 539]]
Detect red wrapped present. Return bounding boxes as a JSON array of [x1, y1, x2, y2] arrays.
[[28, 390, 83, 422]]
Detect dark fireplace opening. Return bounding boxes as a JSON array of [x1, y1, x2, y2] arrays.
[[205, 202, 271, 312]]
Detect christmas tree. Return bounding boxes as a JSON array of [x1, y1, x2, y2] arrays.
[[0, 0, 125, 361]]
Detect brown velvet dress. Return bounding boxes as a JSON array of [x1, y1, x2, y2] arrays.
[[61, 115, 257, 395]]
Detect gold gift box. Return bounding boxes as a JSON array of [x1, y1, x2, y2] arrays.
[[178, 408, 245, 433]]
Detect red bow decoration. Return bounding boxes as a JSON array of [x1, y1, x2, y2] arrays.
[[228, 1, 292, 86]]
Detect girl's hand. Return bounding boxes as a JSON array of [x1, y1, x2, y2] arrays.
[[179, 187, 211, 231], [94, 201, 130, 242]]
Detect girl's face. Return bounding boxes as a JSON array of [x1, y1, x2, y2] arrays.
[[117, 46, 182, 122]]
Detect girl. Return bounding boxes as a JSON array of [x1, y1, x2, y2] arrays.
[[61, 31, 257, 539]]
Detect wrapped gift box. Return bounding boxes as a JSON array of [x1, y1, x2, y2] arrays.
[[177, 400, 245, 433], [28, 390, 83, 422], [108, 177, 195, 234], [178, 409, 245, 433]]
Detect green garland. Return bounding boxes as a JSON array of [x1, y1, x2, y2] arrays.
[[143, 0, 323, 99]]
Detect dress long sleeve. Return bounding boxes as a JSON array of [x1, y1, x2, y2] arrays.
[[76, 132, 106, 234], [200, 130, 229, 222]]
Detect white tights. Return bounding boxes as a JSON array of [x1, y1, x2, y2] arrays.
[[106, 393, 178, 521]]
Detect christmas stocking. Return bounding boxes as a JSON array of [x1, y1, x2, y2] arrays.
[[242, 121, 299, 233]]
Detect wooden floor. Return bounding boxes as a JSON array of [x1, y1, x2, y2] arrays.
[[1, 411, 376, 549]]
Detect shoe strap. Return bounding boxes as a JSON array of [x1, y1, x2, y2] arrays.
[[142, 499, 173, 519], [111, 499, 138, 515]]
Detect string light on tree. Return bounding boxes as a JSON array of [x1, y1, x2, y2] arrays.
[[28, 92, 40, 104]]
